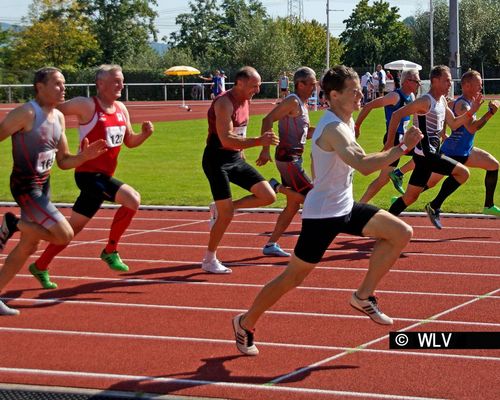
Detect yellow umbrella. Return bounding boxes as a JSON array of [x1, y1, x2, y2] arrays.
[[164, 66, 201, 108]]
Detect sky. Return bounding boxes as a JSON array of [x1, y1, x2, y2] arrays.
[[1, 0, 426, 40]]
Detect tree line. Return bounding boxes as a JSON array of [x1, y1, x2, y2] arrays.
[[0, 0, 499, 87]]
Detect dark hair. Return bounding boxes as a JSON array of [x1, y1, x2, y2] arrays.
[[33, 67, 61, 93], [429, 65, 450, 81], [234, 66, 258, 84], [320, 65, 359, 98]]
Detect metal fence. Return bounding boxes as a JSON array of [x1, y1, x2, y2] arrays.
[[1, 79, 499, 104], [0, 81, 283, 103]]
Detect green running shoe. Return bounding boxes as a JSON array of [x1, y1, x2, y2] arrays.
[[483, 205, 500, 217], [29, 263, 58, 289], [100, 250, 129, 272], [389, 170, 405, 195]]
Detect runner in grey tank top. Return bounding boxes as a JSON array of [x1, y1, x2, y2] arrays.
[[0, 67, 106, 314]]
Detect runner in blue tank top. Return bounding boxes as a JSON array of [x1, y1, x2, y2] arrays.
[[355, 69, 421, 202], [256, 67, 317, 257], [0, 67, 106, 315], [425, 70, 499, 216], [387, 66, 482, 229]]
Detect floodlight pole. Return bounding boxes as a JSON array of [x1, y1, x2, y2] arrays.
[[430, 0, 434, 69], [326, 1, 343, 70]]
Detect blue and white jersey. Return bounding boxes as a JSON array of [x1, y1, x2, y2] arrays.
[[440, 96, 474, 157]]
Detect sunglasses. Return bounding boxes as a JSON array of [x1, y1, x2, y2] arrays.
[[408, 79, 422, 85]]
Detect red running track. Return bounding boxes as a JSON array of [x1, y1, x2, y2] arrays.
[[0, 207, 499, 399]]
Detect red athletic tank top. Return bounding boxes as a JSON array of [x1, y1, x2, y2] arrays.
[[76, 97, 127, 176]]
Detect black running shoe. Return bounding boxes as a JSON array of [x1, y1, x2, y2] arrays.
[[425, 203, 442, 230]]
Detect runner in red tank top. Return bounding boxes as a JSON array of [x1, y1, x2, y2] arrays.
[[29, 64, 154, 289]]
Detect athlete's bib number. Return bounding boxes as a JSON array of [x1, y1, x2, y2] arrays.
[[36, 149, 56, 174], [105, 126, 126, 147], [233, 126, 247, 138]]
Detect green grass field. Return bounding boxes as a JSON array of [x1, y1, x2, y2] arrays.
[[0, 105, 498, 213]]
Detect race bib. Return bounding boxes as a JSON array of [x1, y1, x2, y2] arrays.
[[105, 126, 126, 147], [233, 126, 247, 138], [36, 149, 56, 173]]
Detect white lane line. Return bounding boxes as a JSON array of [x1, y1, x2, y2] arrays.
[[268, 288, 500, 385], [11, 272, 500, 299], [0, 367, 446, 400], [0, 327, 498, 362], [4, 297, 500, 327]]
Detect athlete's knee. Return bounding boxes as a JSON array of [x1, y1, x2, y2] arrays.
[[260, 188, 276, 205], [454, 165, 470, 182], [393, 221, 413, 246], [51, 224, 74, 246]]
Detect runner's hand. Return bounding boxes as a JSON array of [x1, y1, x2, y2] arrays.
[[81, 138, 107, 161], [259, 131, 279, 146]]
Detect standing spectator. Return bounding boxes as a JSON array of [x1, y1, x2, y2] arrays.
[[360, 72, 372, 105], [375, 64, 387, 97], [232, 65, 423, 355], [278, 72, 289, 100], [28, 64, 154, 289], [201, 66, 279, 274], [0, 67, 106, 312], [256, 67, 317, 257]]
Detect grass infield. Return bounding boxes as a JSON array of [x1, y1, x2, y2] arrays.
[[0, 105, 498, 214]]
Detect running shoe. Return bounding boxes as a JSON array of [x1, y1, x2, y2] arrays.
[[100, 250, 129, 272], [262, 243, 290, 257], [208, 202, 218, 229], [425, 203, 442, 230], [232, 313, 259, 355], [268, 178, 280, 193], [202, 258, 232, 274], [389, 170, 405, 195], [350, 292, 393, 325], [483, 205, 500, 217], [0, 212, 19, 252], [0, 300, 20, 316], [29, 263, 58, 289]]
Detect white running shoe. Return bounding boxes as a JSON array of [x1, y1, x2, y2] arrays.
[[232, 313, 259, 356], [208, 202, 218, 229], [0, 300, 20, 316], [202, 258, 232, 274], [350, 292, 393, 325]]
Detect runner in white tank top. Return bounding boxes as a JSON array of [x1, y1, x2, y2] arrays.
[[233, 66, 423, 356]]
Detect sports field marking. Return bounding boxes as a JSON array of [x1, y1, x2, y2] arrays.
[[268, 288, 500, 385], [1, 327, 498, 362], [0, 367, 447, 400], [3, 297, 500, 328]]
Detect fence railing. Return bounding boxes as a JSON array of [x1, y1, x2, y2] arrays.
[[1, 79, 499, 104], [0, 81, 284, 103]]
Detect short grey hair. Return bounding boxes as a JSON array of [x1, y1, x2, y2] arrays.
[[95, 64, 123, 82], [401, 69, 419, 84], [293, 67, 316, 86]]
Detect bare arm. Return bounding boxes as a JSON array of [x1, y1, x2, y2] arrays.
[[116, 101, 154, 148], [319, 122, 422, 176], [256, 96, 298, 165], [445, 94, 482, 130], [57, 96, 95, 123], [355, 92, 398, 138], [385, 96, 430, 150], [0, 104, 34, 142], [216, 96, 278, 150], [453, 98, 498, 133]]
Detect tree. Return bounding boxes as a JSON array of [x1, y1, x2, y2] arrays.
[[410, 0, 500, 73], [79, 0, 158, 65], [5, 0, 100, 73], [339, 0, 416, 69]]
